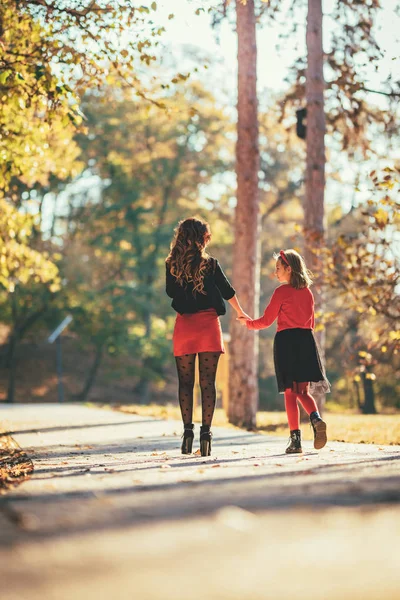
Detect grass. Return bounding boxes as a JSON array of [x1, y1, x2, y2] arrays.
[[112, 404, 400, 446], [0, 429, 33, 493]]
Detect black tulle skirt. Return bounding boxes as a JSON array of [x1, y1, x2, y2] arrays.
[[273, 328, 330, 394]]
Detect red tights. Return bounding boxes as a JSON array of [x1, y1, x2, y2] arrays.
[[284, 382, 319, 430]]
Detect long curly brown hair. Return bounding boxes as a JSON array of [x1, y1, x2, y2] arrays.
[[166, 218, 212, 295]]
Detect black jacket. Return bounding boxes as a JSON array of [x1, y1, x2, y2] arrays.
[[165, 258, 235, 316]]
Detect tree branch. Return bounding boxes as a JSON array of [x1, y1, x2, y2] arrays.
[[357, 87, 400, 98]]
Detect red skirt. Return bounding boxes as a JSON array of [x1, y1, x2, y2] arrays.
[[173, 309, 225, 357]]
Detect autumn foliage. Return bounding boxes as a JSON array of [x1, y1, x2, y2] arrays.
[[0, 0, 398, 412]]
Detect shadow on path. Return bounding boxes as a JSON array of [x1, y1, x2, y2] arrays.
[[1, 451, 399, 546], [2, 420, 162, 436]]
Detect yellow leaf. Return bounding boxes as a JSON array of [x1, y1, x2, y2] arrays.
[[373, 208, 389, 226], [119, 240, 132, 250]]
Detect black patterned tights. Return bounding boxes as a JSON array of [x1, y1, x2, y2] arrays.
[[175, 352, 221, 426]]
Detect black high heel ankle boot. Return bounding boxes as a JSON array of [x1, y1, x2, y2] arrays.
[[285, 429, 302, 454], [200, 425, 212, 457], [181, 424, 194, 454]]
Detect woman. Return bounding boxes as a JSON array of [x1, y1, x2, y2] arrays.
[[166, 217, 249, 456]]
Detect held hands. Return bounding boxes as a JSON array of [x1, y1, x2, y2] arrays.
[[236, 311, 251, 327]]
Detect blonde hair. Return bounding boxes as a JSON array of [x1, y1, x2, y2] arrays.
[[274, 249, 313, 289], [166, 218, 212, 295]]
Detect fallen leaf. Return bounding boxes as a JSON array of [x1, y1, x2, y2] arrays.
[[194, 449, 201, 456], [212, 464, 221, 468]]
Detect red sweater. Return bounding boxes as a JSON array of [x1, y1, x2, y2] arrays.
[[246, 284, 315, 332]]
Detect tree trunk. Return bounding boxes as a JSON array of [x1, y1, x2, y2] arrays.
[[353, 379, 361, 411], [228, 0, 260, 429], [4, 296, 48, 403], [5, 291, 19, 403], [6, 334, 17, 404], [304, 0, 326, 413], [135, 310, 152, 405], [76, 343, 104, 402], [361, 369, 377, 415]]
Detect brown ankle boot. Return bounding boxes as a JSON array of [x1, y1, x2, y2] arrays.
[[310, 412, 327, 450]]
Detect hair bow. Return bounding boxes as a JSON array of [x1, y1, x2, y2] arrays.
[[279, 250, 289, 266]]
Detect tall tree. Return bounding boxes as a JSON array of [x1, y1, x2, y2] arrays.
[[228, 0, 260, 428], [0, 200, 60, 402], [60, 83, 232, 402], [323, 168, 400, 413], [0, 0, 171, 193], [304, 0, 326, 411]]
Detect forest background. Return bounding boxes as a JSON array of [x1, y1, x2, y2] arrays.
[[0, 0, 399, 418]]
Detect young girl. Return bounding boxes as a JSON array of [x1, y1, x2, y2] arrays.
[[238, 249, 330, 454], [166, 218, 249, 456]]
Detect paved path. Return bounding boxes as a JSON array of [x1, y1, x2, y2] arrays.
[[0, 404, 399, 600]]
